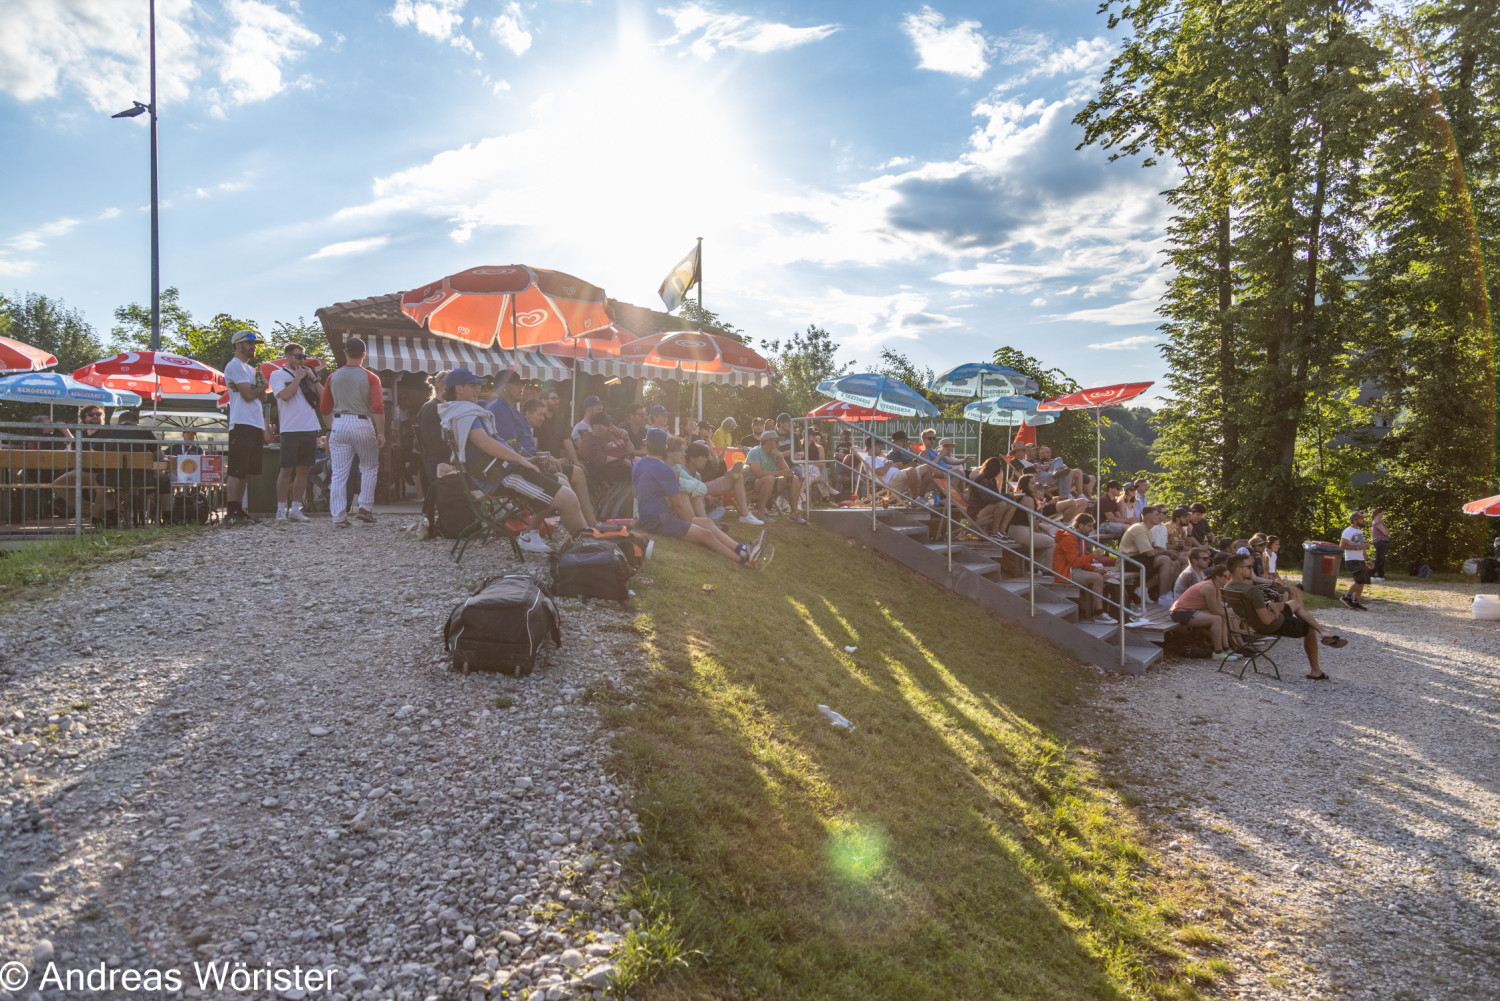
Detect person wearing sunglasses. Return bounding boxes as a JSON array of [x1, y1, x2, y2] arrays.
[[270, 343, 323, 523], [49, 407, 108, 522]]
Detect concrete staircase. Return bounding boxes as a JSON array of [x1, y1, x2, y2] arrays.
[[811, 507, 1165, 675]]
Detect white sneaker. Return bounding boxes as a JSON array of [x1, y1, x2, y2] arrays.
[[1370, 576, 1385, 582], [1096, 614, 1118, 625], [739, 512, 765, 526], [517, 529, 551, 554], [288, 508, 310, 523], [1157, 595, 1174, 607], [274, 511, 288, 523]]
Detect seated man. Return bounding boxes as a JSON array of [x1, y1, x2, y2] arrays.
[[739, 416, 767, 449], [858, 437, 932, 502], [1032, 446, 1090, 500], [1223, 554, 1345, 680], [1118, 505, 1178, 605], [578, 412, 633, 485], [634, 430, 766, 567], [680, 440, 761, 525], [887, 430, 938, 495], [1187, 502, 1216, 545], [571, 394, 604, 441], [1149, 504, 1190, 594], [437, 367, 589, 542], [1097, 480, 1133, 537], [1173, 547, 1213, 600], [745, 429, 806, 524]]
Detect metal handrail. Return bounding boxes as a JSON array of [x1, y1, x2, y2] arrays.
[[793, 416, 1145, 668]]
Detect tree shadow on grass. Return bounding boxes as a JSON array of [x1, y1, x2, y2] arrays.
[[612, 529, 1201, 1001]]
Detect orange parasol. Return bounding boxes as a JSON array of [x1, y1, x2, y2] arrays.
[[400, 265, 613, 350]]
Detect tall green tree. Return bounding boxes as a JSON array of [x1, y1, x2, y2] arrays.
[[761, 325, 847, 420], [111, 287, 260, 370], [3, 292, 108, 374]]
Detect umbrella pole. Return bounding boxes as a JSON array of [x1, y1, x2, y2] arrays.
[[1095, 407, 1102, 535]]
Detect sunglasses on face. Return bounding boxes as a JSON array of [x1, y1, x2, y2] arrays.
[[289, 353, 306, 360], [83, 411, 103, 419]]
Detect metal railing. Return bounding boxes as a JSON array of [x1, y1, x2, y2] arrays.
[[0, 420, 228, 537], [792, 417, 1145, 668]]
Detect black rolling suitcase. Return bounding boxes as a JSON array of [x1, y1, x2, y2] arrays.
[[443, 574, 561, 676]]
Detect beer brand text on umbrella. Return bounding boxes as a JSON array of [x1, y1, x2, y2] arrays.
[[929, 362, 1040, 398], [0, 336, 58, 375], [807, 399, 895, 422], [0, 371, 142, 407], [400, 265, 614, 350], [817, 373, 940, 418]]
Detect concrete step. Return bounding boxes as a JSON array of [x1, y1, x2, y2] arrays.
[[1125, 643, 1164, 669], [956, 560, 1004, 577], [1036, 600, 1079, 621]]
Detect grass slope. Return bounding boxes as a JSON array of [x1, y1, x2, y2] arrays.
[[0, 527, 199, 612], [602, 523, 1220, 1000]]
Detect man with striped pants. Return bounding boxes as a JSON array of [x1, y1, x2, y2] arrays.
[[318, 336, 385, 527]]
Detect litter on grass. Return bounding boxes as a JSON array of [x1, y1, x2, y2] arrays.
[[818, 705, 856, 732], [702, 584, 717, 593], [844, 646, 858, 653]]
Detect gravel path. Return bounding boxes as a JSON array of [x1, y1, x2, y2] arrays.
[[0, 517, 647, 1001], [1077, 579, 1500, 1000]]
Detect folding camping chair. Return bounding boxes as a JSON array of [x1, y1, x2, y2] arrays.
[[441, 428, 536, 565], [1219, 587, 1282, 680]]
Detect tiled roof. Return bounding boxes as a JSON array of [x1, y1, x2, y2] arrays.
[[314, 293, 420, 333]]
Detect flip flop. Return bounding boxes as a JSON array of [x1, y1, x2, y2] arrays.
[[1306, 672, 1331, 681], [1321, 635, 1348, 648]]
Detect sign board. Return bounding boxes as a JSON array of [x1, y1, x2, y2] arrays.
[[173, 453, 223, 485]]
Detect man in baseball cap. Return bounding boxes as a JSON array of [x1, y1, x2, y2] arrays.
[[1339, 510, 1372, 611], [649, 404, 671, 431], [223, 328, 269, 524], [745, 428, 805, 523]]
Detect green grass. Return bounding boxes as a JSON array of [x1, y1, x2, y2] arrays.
[[0, 527, 200, 611], [605, 522, 1220, 1000]]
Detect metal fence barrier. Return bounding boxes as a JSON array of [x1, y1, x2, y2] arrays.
[[0, 420, 229, 538]]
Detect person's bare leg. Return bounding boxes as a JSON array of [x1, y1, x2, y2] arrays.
[[1156, 556, 1175, 597], [549, 484, 588, 535], [569, 467, 597, 525], [754, 475, 773, 514], [1304, 630, 1322, 675], [276, 466, 294, 508], [684, 522, 742, 562], [691, 515, 741, 550], [732, 474, 750, 516], [691, 494, 707, 518], [788, 475, 803, 517]]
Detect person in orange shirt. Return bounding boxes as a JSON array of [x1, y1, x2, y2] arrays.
[[1053, 512, 1113, 623]]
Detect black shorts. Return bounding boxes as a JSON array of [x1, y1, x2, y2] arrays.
[[1273, 615, 1310, 639], [1170, 609, 1199, 625], [279, 431, 318, 468], [1345, 560, 1371, 586], [476, 464, 562, 513], [227, 424, 264, 479]]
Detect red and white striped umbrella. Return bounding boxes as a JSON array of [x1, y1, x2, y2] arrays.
[[0, 335, 58, 374], [1037, 381, 1154, 411], [73, 351, 227, 403], [1463, 495, 1500, 516]]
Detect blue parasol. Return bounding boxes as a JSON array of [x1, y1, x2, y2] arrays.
[[0, 371, 142, 407], [817, 373, 940, 418], [929, 362, 1040, 398], [964, 398, 1056, 427]]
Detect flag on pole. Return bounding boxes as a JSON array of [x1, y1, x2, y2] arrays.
[[658, 243, 701, 312]]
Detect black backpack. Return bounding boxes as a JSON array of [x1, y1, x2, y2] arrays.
[[169, 489, 212, 525], [551, 539, 635, 601], [433, 473, 477, 540], [443, 574, 561, 676]]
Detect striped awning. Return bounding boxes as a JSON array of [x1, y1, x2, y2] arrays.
[[363, 334, 571, 382], [573, 355, 771, 387]]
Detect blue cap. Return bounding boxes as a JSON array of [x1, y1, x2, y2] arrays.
[[649, 404, 668, 416], [583, 395, 602, 408], [444, 367, 485, 389], [645, 427, 669, 449]]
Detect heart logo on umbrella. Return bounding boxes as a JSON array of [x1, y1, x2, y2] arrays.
[[516, 310, 549, 327]]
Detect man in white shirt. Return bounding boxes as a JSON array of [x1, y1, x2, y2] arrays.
[[269, 343, 323, 523], [571, 395, 604, 440], [1148, 507, 1189, 601], [1339, 511, 1372, 611], [222, 328, 270, 526]]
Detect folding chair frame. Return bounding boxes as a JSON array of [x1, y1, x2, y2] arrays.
[[1221, 590, 1282, 680], [441, 428, 531, 565]]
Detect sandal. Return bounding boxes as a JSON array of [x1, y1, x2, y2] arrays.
[[1306, 672, 1331, 681], [1320, 635, 1348, 648]]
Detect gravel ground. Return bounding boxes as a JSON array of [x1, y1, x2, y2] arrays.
[[1078, 578, 1500, 1000], [0, 515, 648, 1001]]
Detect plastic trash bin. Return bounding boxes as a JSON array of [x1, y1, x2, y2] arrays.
[[1301, 540, 1342, 598]]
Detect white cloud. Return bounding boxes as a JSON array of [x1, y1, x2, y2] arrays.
[[901, 6, 989, 79], [98, 207, 121, 220], [193, 177, 252, 199], [0, 216, 83, 275], [658, 3, 839, 59], [391, 0, 465, 41], [1088, 334, 1158, 349], [491, 2, 532, 55], [0, 0, 318, 114], [306, 235, 392, 260], [993, 32, 1113, 89], [208, 0, 321, 114]]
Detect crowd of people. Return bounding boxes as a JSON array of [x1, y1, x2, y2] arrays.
[[7, 337, 1371, 677]]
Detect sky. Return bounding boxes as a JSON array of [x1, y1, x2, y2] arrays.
[[0, 0, 1175, 399]]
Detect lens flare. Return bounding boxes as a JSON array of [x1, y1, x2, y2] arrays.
[[826, 819, 890, 884]]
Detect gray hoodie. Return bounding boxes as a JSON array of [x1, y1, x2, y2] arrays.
[[437, 400, 497, 468]]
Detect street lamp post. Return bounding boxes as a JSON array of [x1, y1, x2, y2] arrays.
[[112, 0, 160, 353]]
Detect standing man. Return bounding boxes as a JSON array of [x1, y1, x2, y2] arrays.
[[319, 336, 384, 527], [1370, 508, 1390, 581], [223, 328, 270, 526], [1339, 511, 1372, 610], [270, 343, 322, 523]]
